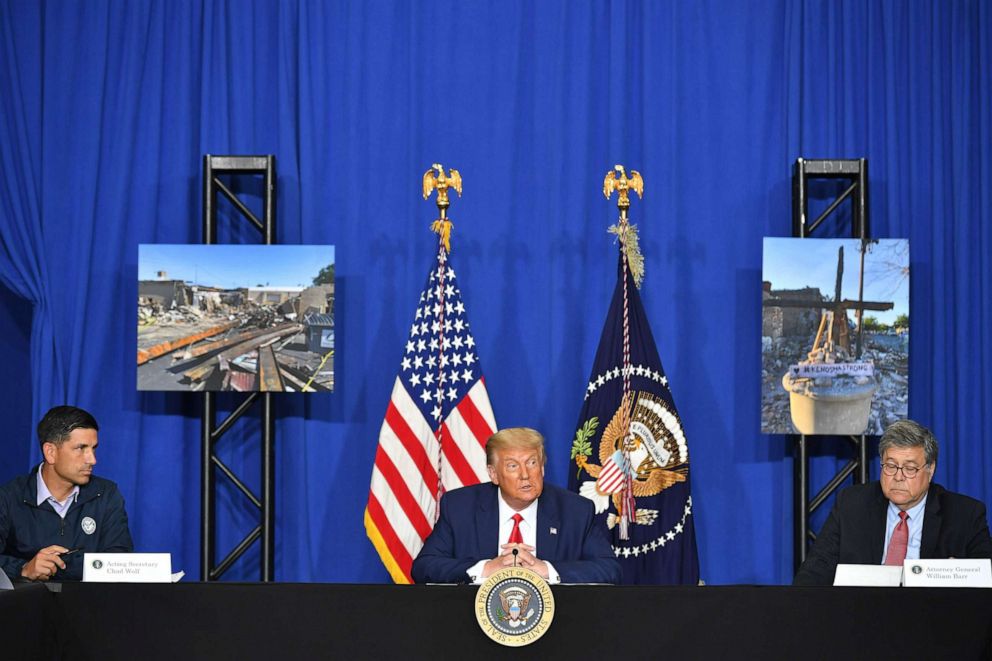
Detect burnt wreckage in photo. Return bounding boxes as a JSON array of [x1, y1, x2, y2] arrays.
[[137, 280, 334, 392]]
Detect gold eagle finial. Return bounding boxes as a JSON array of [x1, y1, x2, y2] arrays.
[[422, 164, 462, 252], [604, 165, 646, 288], [422, 163, 462, 205], [603, 164, 644, 211]]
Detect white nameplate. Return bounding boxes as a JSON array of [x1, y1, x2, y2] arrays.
[[83, 553, 172, 583], [833, 564, 903, 587], [902, 559, 992, 588]]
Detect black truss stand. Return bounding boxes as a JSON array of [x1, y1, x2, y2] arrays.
[[201, 155, 277, 581], [791, 158, 870, 572]]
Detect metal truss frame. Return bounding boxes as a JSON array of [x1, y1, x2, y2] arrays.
[[201, 155, 277, 581], [791, 157, 871, 572]]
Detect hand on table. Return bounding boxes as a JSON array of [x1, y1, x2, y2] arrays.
[[482, 543, 550, 579]]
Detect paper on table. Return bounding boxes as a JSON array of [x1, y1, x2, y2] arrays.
[[833, 564, 902, 587]]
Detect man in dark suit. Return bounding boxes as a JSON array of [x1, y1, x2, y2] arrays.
[[411, 427, 621, 584], [794, 420, 992, 586]]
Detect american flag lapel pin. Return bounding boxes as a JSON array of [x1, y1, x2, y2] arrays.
[[550, 527, 557, 535]]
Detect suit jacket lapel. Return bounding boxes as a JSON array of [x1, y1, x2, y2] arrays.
[[476, 484, 500, 557], [869, 483, 888, 562], [536, 489, 560, 562], [920, 484, 943, 558]]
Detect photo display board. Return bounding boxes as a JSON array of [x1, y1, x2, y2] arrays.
[[761, 238, 909, 435], [137, 244, 335, 392]]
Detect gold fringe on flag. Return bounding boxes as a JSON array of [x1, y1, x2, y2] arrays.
[[608, 221, 645, 288], [431, 219, 453, 253]]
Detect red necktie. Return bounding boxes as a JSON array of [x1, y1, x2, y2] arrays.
[[507, 513, 524, 544], [884, 511, 909, 566]]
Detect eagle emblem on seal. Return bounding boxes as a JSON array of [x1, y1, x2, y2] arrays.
[[498, 586, 534, 627]]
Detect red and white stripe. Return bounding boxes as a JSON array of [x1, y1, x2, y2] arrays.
[[367, 377, 495, 583], [596, 456, 626, 493]]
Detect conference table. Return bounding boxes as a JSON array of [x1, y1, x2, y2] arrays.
[[3, 582, 991, 659]]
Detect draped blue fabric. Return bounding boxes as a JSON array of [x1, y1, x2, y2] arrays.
[[0, 0, 988, 584]]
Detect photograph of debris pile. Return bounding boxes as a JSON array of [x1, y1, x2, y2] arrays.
[[761, 238, 909, 436], [137, 244, 335, 392]]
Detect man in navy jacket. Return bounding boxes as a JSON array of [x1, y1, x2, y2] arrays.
[[412, 427, 620, 584], [0, 406, 133, 582]]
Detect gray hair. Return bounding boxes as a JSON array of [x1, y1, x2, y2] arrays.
[[878, 419, 938, 467]]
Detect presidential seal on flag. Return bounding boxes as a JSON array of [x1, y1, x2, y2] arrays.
[[576, 390, 689, 526]]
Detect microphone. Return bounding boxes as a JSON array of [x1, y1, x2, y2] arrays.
[[512, 548, 519, 568]]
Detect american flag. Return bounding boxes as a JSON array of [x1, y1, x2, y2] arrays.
[[365, 245, 497, 583]]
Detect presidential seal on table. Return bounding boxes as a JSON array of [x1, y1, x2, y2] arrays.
[[475, 566, 555, 646]]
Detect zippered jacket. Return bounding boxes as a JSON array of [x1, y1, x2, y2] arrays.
[[0, 465, 133, 581]]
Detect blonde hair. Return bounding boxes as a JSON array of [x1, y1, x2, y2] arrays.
[[485, 427, 546, 466]]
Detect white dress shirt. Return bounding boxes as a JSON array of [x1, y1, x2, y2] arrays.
[[496, 493, 539, 551], [466, 490, 560, 584], [882, 493, 927, 563]]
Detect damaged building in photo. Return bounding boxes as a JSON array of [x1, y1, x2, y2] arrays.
[[138, 275, 334, 392]]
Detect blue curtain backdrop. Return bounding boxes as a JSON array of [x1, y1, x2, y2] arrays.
[[0, 0, 989, 584]]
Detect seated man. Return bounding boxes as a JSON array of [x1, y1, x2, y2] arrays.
[[794, 419, 992, 586], [0, 406, 133, 581], [412, 427, 621, 584]]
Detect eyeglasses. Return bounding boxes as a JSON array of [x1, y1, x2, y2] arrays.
[[881, 462, 929, 478]]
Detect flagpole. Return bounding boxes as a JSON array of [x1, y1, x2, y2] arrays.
[[604, 165, 645, 540], [423, 164, 463, 516]]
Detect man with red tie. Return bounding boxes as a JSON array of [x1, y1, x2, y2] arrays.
[[412, 427, 621, 584], [794, 420, 992, 585]]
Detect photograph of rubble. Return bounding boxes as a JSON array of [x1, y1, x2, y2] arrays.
[[138, 244, 335, 392], [761, 238, 909, 435]]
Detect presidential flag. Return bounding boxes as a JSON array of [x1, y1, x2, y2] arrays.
[[365, 245, 497, 584], [568, 256, 700, 585]]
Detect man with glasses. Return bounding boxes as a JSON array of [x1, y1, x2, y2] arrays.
[[794, 419, 992, 585]]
